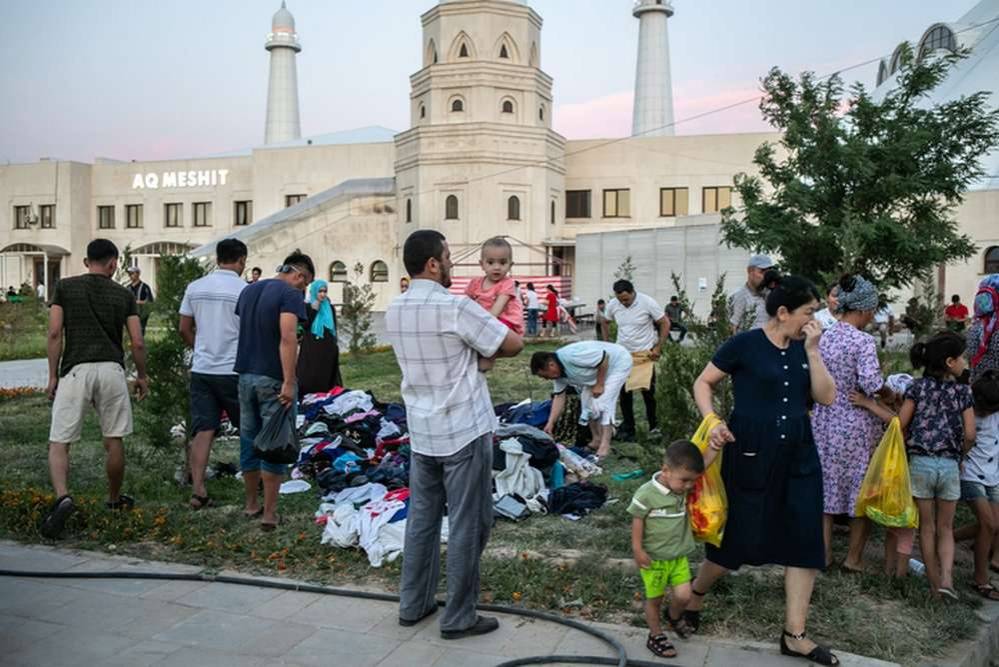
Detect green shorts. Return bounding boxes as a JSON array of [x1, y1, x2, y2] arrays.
[[640, 556, 691, 599]]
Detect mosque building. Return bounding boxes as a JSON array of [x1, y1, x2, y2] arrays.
[[1, 0, 995, 314]]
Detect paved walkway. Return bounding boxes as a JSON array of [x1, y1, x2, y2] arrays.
[[0, 357, 47, 389], [0, 541, 896, 667]]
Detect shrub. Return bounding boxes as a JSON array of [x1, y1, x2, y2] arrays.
[[339, 262, 377, 354]]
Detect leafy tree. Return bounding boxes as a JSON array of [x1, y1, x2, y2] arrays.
[[339, 262, 377, 354], [722, 45, 999, 291], [614, 256, 636, 282]]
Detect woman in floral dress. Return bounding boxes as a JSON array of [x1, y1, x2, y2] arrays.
[[812, 275, 884, 571]]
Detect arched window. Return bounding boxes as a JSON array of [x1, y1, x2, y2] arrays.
[[499, 44, 509, 59], [539, 106, 545, 121], [502, 100, 514, 114], [889, 44, 905, 74], [529, 42, 538, 67], [919, 25, 957, 59], [451, 98, 464, 113], [985, 246, 999, 274], [419, 104, 426, 119], [550, 200, 556, 224], [370, 260, 389, 283], [445, 195, 459, 220], [329, 261, 348, 283], [459, 43, 469, 58], [876, 60, 887, 86], [426, 39, 438, 66], [405, 198, 412, 223], [507, 196, 520, 221]]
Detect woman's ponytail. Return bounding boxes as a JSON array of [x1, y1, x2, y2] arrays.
[[909, 342, 927, 370]]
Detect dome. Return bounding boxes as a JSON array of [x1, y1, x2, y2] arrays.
[[272, 1, 295, 31]]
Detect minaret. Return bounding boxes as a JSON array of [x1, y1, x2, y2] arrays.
[[631, 0, 675, 137], [264, 1, 302, 144]]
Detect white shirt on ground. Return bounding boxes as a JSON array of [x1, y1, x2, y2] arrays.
[[386, 279, 508, 458], [606, 292, 665, 352], [179, 269, 246, 375]]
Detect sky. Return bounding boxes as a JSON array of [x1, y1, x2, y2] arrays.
[[0, 0, 977, 164]]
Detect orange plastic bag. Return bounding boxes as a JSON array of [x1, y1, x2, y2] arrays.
[[854, 417, 919, 529], [687, 414, 728, 547]]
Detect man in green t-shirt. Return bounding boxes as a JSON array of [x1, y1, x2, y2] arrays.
[[41, 239, 149, 539], [628, 440, 711, 659]]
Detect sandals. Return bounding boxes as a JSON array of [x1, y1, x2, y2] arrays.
[[681, 587, 707, 634], [244, 508, 264, 519], [40, 495, 75, 539], [261, 515, 282, 532], [106, 495, 135, 511], [938, 587, 960, 601], [667, 614, 693, 640], [646, 633, 676, 658], [780, 630, 839, 666], [972, 583, 999, 601], [189, 495, 213, 510]]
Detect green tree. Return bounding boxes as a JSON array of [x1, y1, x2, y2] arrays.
[[614, 256, 636, 282], [721, 45, 998, 291], [339, 262, 377, 354]]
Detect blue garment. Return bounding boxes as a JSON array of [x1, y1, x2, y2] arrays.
[[308, 280, 336, 339], [234, 279, 307, 381]]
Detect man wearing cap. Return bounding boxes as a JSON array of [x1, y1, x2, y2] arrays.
[[729, 254, 774, 333], [126, 266, 155, 335]]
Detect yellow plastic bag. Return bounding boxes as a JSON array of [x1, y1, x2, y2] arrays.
[[854, 417, 919, 529], [687, 414, 728, 547]]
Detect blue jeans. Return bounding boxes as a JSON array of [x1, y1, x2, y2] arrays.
[[527, 309, 539, 336], [238, 373, 294, 475]]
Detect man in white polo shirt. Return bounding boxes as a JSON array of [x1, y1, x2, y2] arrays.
[[606, 280, 670, 441], [387, 230, 524, 639], [178, 238, 248, 510]]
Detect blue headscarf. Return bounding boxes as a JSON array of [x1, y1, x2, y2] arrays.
[[308, 280, 336, 340], [835, 275, 879, 313], [972, 274, 999, 367]]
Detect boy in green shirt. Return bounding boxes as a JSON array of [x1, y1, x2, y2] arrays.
[[628, 439, 709, 659]]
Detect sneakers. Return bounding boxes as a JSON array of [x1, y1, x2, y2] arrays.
[[40, 495, 75, 539], [441, 615, 499, 640]]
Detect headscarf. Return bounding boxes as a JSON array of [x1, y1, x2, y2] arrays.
[[835, 275, 878, 313], [971, 274, 999, 367], [308, 280, 336, 340], [885, 373, 914, 396]]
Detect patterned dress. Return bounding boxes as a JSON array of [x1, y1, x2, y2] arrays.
[[811, 322, 884, 516]]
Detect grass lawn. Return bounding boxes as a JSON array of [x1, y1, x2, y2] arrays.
[[0, 342, 984, 665]]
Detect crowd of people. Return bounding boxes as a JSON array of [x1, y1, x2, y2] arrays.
[[32, 231, 999, 660]]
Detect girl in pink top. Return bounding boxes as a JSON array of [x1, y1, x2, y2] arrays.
[[465, 237, 524, 335]]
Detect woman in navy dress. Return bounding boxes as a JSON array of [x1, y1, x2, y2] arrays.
[[684, 276, 839, 666]]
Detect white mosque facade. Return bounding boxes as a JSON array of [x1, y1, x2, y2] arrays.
[[1, 0, 996, 314]]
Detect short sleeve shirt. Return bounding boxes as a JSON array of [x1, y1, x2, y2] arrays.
[[962, 413, 999, 486], [945, 304, 969, 320], [606, 293, 664, 352], [233, 279, 307, 381], [525, 290, 540, 310], [51, 275, 138, 376], [627, 475, 695, 561], [552, 341, 633, 394], [465, 276, 524, 334], [179, 269, 246, 375], [386, 279, 509, 457], [904, 377, 974, 459], [729, 285, 767, 331]]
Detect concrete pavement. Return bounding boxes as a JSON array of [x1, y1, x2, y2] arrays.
[[0, 357, 47, 389], [0, 541, 899, 667]]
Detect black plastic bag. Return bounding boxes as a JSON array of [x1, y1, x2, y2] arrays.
[[253, 405, 298, 465]]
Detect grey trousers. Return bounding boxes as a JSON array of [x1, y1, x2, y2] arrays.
[[399, 433, 493, 632]]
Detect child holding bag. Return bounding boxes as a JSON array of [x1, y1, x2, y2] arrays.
[[899, 332, 976, 600]]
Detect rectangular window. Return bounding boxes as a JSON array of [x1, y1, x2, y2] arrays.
[[98, 205, 115, 229], [13, 205, 30, 229], [659, 187, 689, 217], [164, 203, 182, 228], [234, 200, 253, 227], [565, 190, 591, 218], [702, 186, 732, 214], [125, 204, 143, 229], [40, 204, 55, 229], [193, 202, 212, 227], [602, 189, 630, 218], [285, 194, 306, 207]]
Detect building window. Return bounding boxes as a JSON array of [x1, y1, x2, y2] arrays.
[[98, 205, 115, 230], [507, 195, 520, 221], [193, 202, 212, 227], [702, 186, 732, 214], [234, 200, 252, 227], [602, 189, 630, 218], [889, 45, 904, 74], [13, 205, 30, 229], [285, 194, 306, 207], [539, 106, 545, 121], [164, 203, 182, 228], [451, 98, 464, 113], [330, 261, 348, 283], [986, 246, 999, 274], [550, 200, 556, 225], [370, 260, 389, 283], [405, 198, 413, 223], [40, 204, 54, 229], [502, 100, 514, 114], [566, 190, 591, 218], [419, 104, 426, 119], [876, 60, 888, 86], [125, 204, 143, 229], [659, 187, 690, 217], [499, 44, 509, 59], [459, 43, 469, 58], [919, 25, 957, 59], [445, 195, 459, 220]]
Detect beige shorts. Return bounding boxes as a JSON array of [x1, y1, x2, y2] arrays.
[[49, 362, 133, 444]]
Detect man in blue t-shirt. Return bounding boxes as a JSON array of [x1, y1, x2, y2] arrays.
[[234, 250, 312, 531]]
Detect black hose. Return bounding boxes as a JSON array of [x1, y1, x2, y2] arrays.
[[0, 568, 674, 667]]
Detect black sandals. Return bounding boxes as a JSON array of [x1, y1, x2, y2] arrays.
[[780, 629, 839, 666], [646, 633, 676, 658]]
